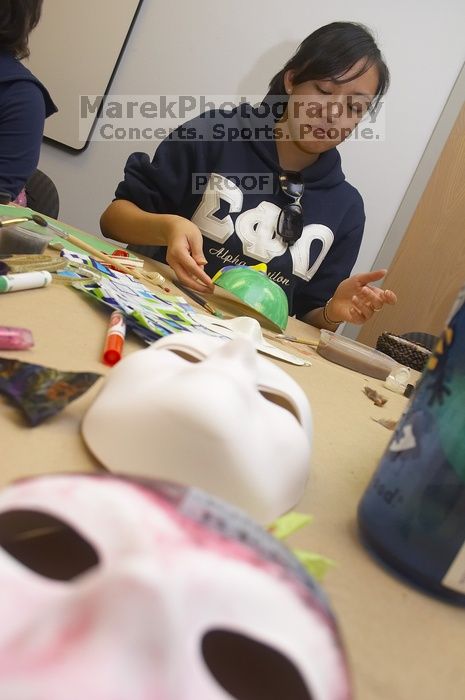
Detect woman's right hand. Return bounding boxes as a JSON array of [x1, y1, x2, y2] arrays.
[[164, 216, 214, 292]]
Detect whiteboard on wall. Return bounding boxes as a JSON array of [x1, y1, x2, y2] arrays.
[[26, 0, 144, 151]]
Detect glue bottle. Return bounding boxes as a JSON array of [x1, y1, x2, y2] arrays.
[[358, 286, 465, 604], [0, 271, 52, 293]]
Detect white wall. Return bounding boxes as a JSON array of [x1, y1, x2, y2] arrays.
[[37, 0, 465, 274]]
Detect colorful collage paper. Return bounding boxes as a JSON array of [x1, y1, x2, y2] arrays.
[[60, 251, 225, 343]]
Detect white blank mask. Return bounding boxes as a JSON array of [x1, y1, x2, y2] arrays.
[[82, 334, 312, 524]]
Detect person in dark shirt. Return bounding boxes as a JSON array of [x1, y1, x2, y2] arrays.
[[0, 0, 57, 204], [101, 22, 397, 329]]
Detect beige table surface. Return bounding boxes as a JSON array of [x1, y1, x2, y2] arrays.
[[1, 259, 464, 700]]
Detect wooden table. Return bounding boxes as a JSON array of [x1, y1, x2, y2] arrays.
[[1, 256, 464, 700]]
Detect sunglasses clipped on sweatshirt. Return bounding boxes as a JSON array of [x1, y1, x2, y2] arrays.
[[276, 171, 304, 245]]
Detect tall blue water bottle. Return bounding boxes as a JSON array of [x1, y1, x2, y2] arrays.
[[358, 286, 465, 603]]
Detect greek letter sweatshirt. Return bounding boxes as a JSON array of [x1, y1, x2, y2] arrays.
[[115, 97, 365, 317]]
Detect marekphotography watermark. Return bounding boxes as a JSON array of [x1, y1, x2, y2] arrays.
[[79, 94, 386, 144]]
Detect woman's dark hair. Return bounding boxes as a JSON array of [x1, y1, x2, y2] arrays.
[[0, 0, 44, 59], [269, 22, 389, 110]]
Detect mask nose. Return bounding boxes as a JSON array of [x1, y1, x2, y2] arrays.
[[208, 337, 259, 382], [34, 559, 178, 699], [63, 556, 174, 645]]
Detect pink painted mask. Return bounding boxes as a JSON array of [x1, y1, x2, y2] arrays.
[[0, 474, 351, 700]]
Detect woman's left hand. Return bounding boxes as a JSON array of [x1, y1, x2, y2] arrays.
[[327, 269, 397, 324]]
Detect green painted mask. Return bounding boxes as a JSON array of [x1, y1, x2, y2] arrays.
[[212, 264, 289, 331]]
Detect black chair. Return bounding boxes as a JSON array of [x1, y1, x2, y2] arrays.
[[25, 169, 59, 219]]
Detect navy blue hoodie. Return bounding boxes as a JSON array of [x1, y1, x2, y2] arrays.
[[0, 51, 57, 198], [115, 99, 365, 317]]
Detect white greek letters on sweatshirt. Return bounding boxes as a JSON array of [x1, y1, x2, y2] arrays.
[[192, 174, 334, 282]]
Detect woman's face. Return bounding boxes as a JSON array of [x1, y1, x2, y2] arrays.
[[282, 58, 380, 155]]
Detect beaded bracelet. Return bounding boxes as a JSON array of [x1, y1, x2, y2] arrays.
[[323, 298, 342, 325]]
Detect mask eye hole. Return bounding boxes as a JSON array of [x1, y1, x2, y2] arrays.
[[0, 509, 99, 581], [259, 391, 300, 423], [202, 629, 313, 700], [166, 349, 201, 363]]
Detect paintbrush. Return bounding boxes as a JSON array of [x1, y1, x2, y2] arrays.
[[175, 282, 223, 318], [264, 332, 319, 347], [27, 215, 170, 292], [279, 334, 319, 347]]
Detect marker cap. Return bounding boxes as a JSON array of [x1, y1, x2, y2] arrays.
[[103, 342, 122, 367]]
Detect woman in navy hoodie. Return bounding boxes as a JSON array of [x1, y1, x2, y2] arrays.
[[101, 22, 397, 329], [0, 0, 57, 204]]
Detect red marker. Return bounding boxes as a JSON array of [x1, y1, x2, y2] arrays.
[[102, 310, 126, 366]]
